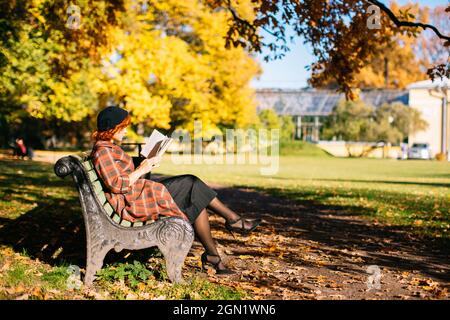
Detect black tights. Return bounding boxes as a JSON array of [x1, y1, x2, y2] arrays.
[[194, 209, 218, 255], [191, 197, 240, 269], [193, 196, 258, 270], [207, 197, 240, 223]]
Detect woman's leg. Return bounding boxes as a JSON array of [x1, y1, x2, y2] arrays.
[[207, 197, 240, 222], [207, 197, 258, 229], [193, 208, 226, 270]]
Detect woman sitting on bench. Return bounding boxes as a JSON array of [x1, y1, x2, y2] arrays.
[[90, 106, 261, 275]]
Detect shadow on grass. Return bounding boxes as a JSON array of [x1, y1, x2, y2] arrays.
[[266, 176, 450, 189], [0, 199, 165, 270], [1, 159, 449, 296], [258, 185, 449, 225], [210, 184, 450, 285], [0, 160, 170, 271]]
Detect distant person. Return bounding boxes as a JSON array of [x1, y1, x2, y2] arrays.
[[13, 138, 34, 160]]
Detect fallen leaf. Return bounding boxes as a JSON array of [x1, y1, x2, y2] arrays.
[[137, 283, 146, 291]]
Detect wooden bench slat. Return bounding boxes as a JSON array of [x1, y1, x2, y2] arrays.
[[91, 180, 103, 195], [103, 202, 114, 215], [96, 191, 107, 205], [112, 213, 121, 224], [120, 220, 132, 227], [87, 169, 99, 183], [77, 155, 159, 228], [82, 160, 94, 171]]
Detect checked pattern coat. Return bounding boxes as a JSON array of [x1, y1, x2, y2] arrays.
[[90, 140, 188, 223]]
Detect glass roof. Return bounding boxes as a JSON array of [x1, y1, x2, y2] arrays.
[[255, 89, 409, 116]]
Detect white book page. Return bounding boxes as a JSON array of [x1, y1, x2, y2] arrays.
[[157, 138, 173, 156], [140, 129, 167, 158]]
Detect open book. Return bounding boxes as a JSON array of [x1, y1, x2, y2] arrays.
[[140, 129, 173, 159]]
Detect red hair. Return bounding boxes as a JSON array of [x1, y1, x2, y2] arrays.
[[92, 115, 131, 141]]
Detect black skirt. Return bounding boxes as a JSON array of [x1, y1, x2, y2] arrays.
[[156, 174, 217, 224]]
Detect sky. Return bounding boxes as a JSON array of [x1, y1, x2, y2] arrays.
[[251, 0, 450, 89]]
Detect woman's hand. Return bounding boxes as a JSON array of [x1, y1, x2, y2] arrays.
[[137, 156, 162, 174], [129, 155, 161, 186]]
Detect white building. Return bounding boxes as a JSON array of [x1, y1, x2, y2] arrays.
[[255, 79, 450, 159], [407, 79, 450, 158]]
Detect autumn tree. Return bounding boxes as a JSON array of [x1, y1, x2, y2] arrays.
[[0, 0, 127, 146], [318, 2, 429, 90], [0, 0, 261, 146], [204, 0, 450, 98], [2, 0, 448, 147], [100, 0, 260, 137], [415, 5, 450, 73]]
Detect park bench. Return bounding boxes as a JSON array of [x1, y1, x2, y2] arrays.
[[54, 152, 194, 286]]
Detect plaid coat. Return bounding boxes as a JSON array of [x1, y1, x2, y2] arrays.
[[90, 140, 188, 223]]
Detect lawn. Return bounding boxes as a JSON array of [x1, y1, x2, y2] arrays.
[[0, 142, 449, 299], [0, 158, 247, 300], [157, 147, 450, 240]]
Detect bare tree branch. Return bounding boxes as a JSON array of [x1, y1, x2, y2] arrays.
[[367, 0, 450, 42]]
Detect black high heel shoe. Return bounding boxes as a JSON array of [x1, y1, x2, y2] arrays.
[[201, 252, 235, 275], [225, 216, 262, 238]]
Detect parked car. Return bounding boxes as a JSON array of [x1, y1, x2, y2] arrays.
[[408, 143, 432, 160]]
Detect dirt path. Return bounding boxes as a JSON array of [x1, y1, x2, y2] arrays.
[[183, 182, 450, 300], [6, 151, 448, 299]]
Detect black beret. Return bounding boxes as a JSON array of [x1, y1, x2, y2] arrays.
[[97, 106, 129, 132]]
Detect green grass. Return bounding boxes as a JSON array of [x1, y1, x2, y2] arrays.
[[4, 263, 70, 290], [0, 247, 71, 293], [0, 143, 449, 299], [40, 265, 73, 290], [0, 158, 248, 299], [3, 262, 33, 287], [157, 148, 450, 239], [97, 260, 246, 300], [97, 260, 165, 289], [279, 140, 330, 157]]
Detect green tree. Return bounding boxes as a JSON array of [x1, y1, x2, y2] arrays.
[[280, 115, 295, 141], [322, 100, 376, 142], [257, 109, 281, 130], [323, 99, 428, 157], [256, 109, 295, 141], [373, 102, 428, 144]]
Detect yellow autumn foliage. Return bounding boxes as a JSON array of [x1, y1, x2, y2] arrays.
[[98, 0, 261, 136], [1, 0, 260, 137]]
